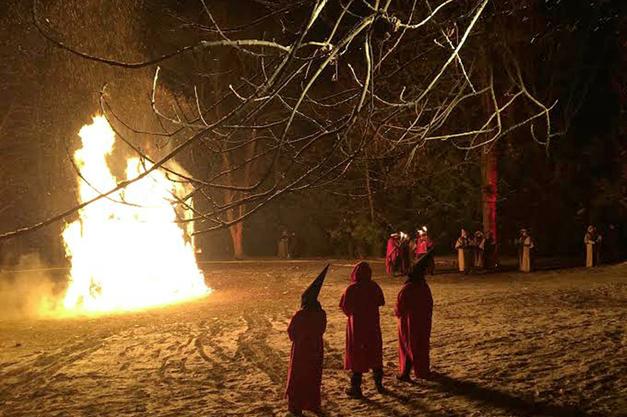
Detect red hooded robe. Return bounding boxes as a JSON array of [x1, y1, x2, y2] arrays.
[[285, 307, 327, 412], [385, 237, 400, 275], [415, 235, 433, 256], [339, 262, 385, 373], [395, 279, 433, 378]]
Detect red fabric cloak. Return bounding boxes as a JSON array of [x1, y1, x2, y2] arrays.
[[339, 262, 385, 373], [385, 237, 400, 275], [394, 279, 433, 379], [415, 236, 433, 256], [285, 307, 327, 412]]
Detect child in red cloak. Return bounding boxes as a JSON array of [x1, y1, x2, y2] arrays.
[[395, 252, 434, 382], [339, 261, 385, 398], [285, 265, 328, 416]]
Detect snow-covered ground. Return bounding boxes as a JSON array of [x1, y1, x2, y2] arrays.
[[0, 261, 625, 416]]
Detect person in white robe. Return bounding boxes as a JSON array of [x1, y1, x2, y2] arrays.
[[517, 229, 534, 272], [278, 230, 289, 258], [584, 225, 602, 267], [454, 229, 470, 273]]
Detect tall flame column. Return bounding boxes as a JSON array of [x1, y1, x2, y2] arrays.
[[62, 116, 210, 315]]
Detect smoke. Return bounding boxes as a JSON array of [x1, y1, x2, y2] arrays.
[[0, 253, 65, 319]]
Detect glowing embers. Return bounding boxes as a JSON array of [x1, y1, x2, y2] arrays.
[[61, 116, 210, 315]]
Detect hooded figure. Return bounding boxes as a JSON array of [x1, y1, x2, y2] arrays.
[[385, 233, 401, 276], [517, 229, 534, 272], [395, 252, 434, 381], [286, 265, 329, 416], [416, 228, 435, 275], [278, 230, 290, 258], [455, 229, 471, 273], [415, 227, 432, 256], [584, 225, 602, 267], [339, 262, 385, 398], [398, 232, 412, 275], [474, 231, 486, 269], [484, 234, 496, 270]]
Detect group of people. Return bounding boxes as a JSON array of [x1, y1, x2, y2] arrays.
[[282, 222, 619, 415], [514, 224, 607, 273], [285, 253, 434, 416], [385, 226, 434, 276], [398, 224, 612, 276], [386, 226, 497, 276], [454, 228, 497, 273], [278, 230, 298, 259]]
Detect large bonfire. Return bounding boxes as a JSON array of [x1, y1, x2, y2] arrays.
[[60, 115, 210, 315]]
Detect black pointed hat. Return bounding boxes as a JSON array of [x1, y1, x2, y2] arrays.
[[409, 249, 433, 279], [301, 264, 329, 307]]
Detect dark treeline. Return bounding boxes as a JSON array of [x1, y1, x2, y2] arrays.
[[0, 0, 624, 263]]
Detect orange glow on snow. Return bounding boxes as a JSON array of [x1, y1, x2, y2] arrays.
[[59, 115, 210, 315]]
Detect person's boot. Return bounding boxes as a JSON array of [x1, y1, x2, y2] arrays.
[[396, 372, 412, 383], [373, 368, 387, 394], [396, 361, 412, 383], [345, 372, 363, 399]]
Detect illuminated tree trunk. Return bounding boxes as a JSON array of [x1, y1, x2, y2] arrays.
[[481, 148, 498, 245], [480, 46, 498, 260], [206, 1, 252, 260], [223, 131, 257, 259], [223, 173, 246, 259], [229, 220, 244, 259], [364, 154, 375, 223]]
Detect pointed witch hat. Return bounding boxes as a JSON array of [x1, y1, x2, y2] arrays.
[[301, 264, 330, 307], [409, 249, 434, 279]]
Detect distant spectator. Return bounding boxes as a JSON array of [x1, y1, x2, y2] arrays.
[[584, 225, 602, 267], [415, 227, 435, 275], [484, 234, 497, 270], [517, 228, 534, 272], [474, 230, 486, 270], [606, 224, 621, 263], [398, 232, 411, 275], [385, 233, 401, 276], [288, 232, 298, 258], [278, 230, 290, 258], [454, 229, 471, 274]]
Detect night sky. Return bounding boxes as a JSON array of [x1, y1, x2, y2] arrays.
[[0, 0, 624, 261]]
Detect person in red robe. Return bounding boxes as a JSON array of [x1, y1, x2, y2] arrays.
[[339, 261, 385, 398], [398, 232, 411, 275], [385, 233, 401, 276], [286, 265, 329, 416], [415, 227, 435, 275], [395, 252, 434, 382]]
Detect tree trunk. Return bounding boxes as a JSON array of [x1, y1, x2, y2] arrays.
[[480, 46, 498, 261], [207, 5, 255, 260], [229, 221, 244, 259], [364, 156, 375, 223], [481, 148, 498, 244], [223, 179, 245, 259], [222, 131, 257, 259]]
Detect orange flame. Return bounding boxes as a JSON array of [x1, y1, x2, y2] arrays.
[[59, 116, 210, 315]]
